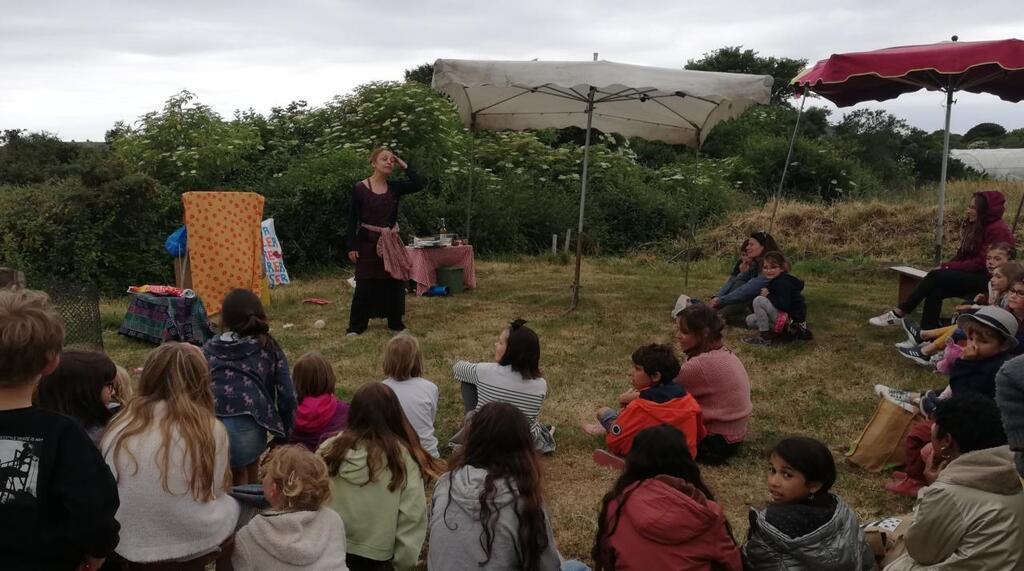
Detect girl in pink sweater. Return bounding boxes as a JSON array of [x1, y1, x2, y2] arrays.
[[675, 304, 752, 465]]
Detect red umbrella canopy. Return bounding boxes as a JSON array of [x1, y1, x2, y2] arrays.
[[793, 38, 1024, 107]]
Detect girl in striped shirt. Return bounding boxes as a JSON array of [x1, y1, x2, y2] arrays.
[[452, 319, 555, 453]]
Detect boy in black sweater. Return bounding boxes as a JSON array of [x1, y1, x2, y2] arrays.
[[0, 289, 119, 569], [744, 251, 810, 345]]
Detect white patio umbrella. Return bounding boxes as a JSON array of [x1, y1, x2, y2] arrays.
[[432, 57, 772, 310]]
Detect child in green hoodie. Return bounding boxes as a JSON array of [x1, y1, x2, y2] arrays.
[[318, 382, 442, 571]]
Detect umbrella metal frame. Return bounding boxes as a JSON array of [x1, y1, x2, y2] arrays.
[[465, 81, 717, 312]]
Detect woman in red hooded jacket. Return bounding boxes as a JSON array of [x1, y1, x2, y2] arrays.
[[870, 190, 1015, 329], [591, 425, 741, 571]]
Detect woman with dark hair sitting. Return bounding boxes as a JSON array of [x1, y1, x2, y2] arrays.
[[452, 319, 555, 453], [429, 403, 564, 571], [884, 393, 1024, 570], [870, 190, 1014, 330], [710, 231, 782, 324], [591, 424, 740, 571], [674, 304, 752, 464]]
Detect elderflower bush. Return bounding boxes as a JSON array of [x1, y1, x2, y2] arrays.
[[110, 90, 261, 192]]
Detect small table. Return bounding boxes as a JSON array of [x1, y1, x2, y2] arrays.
[[118, 292, 214, 345], [406, 245, 477, 296]]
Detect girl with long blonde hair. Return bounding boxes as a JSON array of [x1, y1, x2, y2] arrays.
[[102, 342, 240, 566]]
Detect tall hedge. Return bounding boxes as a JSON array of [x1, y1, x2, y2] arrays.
[[0, 175, 176, 293]]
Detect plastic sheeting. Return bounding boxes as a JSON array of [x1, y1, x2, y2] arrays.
[[951, 149, 1024, 180]]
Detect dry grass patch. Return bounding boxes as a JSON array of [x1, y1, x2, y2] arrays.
[[697, 180, 1024, 264], [101, 257, 937, 563]]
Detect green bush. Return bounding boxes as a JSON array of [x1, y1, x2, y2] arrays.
[[0, 175, 176, 293], [261, 149, 370, 269]]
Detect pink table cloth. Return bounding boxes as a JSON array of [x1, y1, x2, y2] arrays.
[[406, 245, 477, 296]]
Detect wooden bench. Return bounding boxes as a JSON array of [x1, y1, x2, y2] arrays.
[[890, 266, 928, 305]]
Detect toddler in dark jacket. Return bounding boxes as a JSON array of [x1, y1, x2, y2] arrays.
[[744, 251, 810, 345]]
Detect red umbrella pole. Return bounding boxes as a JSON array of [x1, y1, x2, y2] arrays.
[[935, 88, 954, 265]]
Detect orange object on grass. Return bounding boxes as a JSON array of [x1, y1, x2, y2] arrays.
[[182, 192, 265, 315]]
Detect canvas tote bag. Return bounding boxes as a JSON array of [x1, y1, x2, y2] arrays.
[[847, 397, 917, 471]]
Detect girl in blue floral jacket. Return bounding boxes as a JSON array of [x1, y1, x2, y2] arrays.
[[204, 288, 296, 485]]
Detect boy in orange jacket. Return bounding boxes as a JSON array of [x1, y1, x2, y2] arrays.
[[585, 344, 705, 465]]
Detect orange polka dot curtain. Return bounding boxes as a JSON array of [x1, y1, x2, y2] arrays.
[[182, 192, 265, 315]]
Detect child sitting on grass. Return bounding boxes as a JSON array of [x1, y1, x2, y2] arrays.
[[743, 437, 874, 570], [453, 319, 555, 453], [319, 382, 442, 571], [879, 305, 1017, 496], [0, 290, 120, 570], [896, 257, 1023, 366], [382, 332, 440, 458], [36, 349, 118, 447], [102, 342, 241, 566], [205, 288, 297, 485], [290, 351, 350, 452], [743, 251, 810, 346], [584, 343, 704, 465], [430, 403, 565, 571], [592, 424, 741, 571], [232, 445, 348, 570]]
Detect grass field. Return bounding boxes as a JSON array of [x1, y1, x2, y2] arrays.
[[100, 256, 939, 562]]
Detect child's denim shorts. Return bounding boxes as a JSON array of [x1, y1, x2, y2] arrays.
[[220, 414, 268, 468]]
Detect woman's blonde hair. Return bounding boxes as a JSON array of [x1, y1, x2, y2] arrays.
[[368, 147, 391, 164], [382, 332, 423, 381], [102, 342, 227, 501], [293, 352, 337, 400], [112, 365, 134, 405], [260, 445, 332, 510]]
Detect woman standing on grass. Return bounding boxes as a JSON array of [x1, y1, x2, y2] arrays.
[[346, 148, 427, 336], [870, 190, 1014, 330]]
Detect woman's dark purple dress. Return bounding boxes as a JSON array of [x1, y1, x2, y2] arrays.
[[346, 167, 425, 333]]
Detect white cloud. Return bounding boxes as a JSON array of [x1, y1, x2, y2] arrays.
[[1, 0, 1021, 140]]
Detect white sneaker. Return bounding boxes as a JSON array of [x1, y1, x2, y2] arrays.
[[869, 310, 901, 327], [874, 384, 918, 409]]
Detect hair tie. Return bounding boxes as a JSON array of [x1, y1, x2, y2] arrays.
[[510, 318, 527, 331]]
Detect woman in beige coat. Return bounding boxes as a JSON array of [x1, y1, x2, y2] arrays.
[[886, 393, 1024, 570]]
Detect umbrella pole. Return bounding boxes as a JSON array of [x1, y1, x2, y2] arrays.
[[935, 88, 954, 265], [769, 91, 807, 234], [466, 132, 475, 242], [1014, 192, 1024, 236], [569, 86, 597, 312]]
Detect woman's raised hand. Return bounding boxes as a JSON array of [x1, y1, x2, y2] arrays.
[[392, 155, 408, 169], [348, 251, 359, 263]]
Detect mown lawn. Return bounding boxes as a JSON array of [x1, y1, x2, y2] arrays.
[[100, 256, 938, 562]]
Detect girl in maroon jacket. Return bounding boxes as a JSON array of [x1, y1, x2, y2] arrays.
[[870, 190, 1015, 329], [592, 425, 741, 571]]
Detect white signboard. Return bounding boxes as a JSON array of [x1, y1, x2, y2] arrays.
[[261, 218, 290, 288]]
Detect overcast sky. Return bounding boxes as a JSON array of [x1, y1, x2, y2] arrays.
[[2, 0, 1022, 141]]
